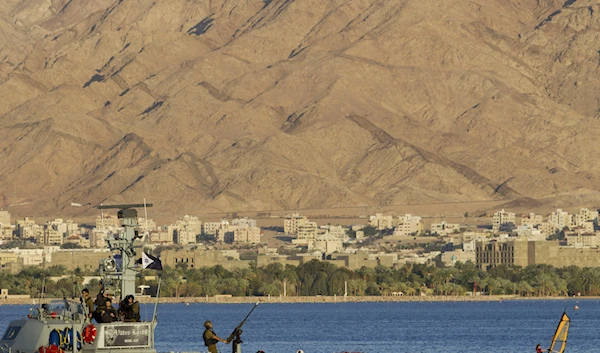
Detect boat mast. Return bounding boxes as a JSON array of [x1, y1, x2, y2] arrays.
[[96, 203, 153, 298]]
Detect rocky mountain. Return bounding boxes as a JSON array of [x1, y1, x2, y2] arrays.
[[1, 0, 600, 218]]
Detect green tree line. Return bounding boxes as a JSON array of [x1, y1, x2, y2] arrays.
[[3, 261, 600, 298]]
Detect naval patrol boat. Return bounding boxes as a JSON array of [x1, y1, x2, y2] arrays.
[[0, 204, 157, 353]]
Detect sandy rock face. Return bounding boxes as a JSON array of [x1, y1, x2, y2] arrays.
[[1, 0, 600, 218]]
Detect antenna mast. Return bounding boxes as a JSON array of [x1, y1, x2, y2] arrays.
[[96, 203, 153, 297]]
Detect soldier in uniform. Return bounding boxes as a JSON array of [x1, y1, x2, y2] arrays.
[[101, 298, 119, 323], [93, 282, 107, 323], [120, 294, 140, 322], [81, 288, 94, 321], [203, 321, 229, 353]]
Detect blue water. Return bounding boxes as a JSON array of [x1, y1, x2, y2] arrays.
[[1, 300, 598, 353]]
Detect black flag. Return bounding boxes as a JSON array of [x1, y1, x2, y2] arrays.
[[141, 252, 162, 270]]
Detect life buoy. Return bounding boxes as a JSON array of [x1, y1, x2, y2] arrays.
[[82, 325, 96, 344]]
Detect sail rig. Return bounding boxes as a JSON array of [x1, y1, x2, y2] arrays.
[[548, 312, 570, 353]]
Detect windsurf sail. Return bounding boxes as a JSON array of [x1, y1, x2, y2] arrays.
[[548, 312, 570, 353]]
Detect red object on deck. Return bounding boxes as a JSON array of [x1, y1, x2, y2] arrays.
[[83, 324, 97, 343]]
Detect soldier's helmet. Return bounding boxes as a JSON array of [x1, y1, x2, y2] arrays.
[[204, 321, 212, 328]]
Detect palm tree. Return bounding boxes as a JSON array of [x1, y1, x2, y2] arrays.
[[534, 273, 555, 296], [516, 281, 534, 297]]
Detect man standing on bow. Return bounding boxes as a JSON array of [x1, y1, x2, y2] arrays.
[[203, 321, 229, 353]]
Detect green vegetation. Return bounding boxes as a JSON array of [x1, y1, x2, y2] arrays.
[[362, 225, 378, 237], [3, 261, 599, 298]]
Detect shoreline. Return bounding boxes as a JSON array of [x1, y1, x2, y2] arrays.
[[0, 294, 594, 306]]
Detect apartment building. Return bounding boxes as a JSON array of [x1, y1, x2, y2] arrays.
[[203, 220, 228, 236], [476, 240, 528, 269], [565, 231, 600, 247], [492, 209, 516, 232], [149, 230, 174, 245], [232, 218, 257, 228], [175, 229, 196, 245], [233, 225, 261, 243], [313, 233, 343, 254], [393, 214, 424, 236], [161, 249, 248, 270], [548, 209, 573, 232], [430, 222, 460, 236], [96, 214, 121, 229], [521, 213, 544, 228], [44, 229, 63, 246], [175, 215, 202, 236], [16, 217, 36, 238], [368, 213, 394, 230], [137, 217, 157, 233], [574, 208, 598, 225], [284, 213, 308, 236], [293, 221, 319, 245], [88, 229, 107, 248], [320, 225, 347, 241], [476, 238, 600, 269]]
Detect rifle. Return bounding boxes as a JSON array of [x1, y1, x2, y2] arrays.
[[226, 302, 260, 351]]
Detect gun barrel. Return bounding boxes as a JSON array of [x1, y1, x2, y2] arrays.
[[227, 302, 260, 341]]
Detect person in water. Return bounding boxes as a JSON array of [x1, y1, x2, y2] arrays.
[[203, 320, 229, 353], [536, 344, 544, 353]]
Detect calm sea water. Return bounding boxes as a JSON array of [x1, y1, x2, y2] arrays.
[[1, 300, 598, 353]]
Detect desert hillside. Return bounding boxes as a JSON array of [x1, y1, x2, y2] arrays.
[[1, 0, 600, 218]]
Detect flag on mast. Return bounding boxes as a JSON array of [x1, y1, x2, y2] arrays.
[[141, 252, 162, 270]]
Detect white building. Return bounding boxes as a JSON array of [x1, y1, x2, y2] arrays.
[[492, 209, 516, 233], [44, 229, 63, 246], [514, 226, 545, 241], [232, 218, 257, 228], [89, 229, 107, 249], [175, 229, 196, 245], [175, 215, 202, 236], [203, 220, 228, 236], [137, 217, 157, 234], [320, 225, 347, 241], [573, 208, 598, 228], [233, 225, 261, 243], [393, 214, 424, 236], [565, 231, 600, 247], [430, 222, 460, 236], [284, 213, 308, 236], [149, 230, 174, 245], [548, 209, 573, 232], [521, 213, 544, 228], [96, 214, 120, 229], [313, 233, 343, 254], [293, 222, 319, 246], [369, 214, 394, 230]]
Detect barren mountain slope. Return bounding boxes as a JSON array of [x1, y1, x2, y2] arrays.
[[1, 0, 600, 218]]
